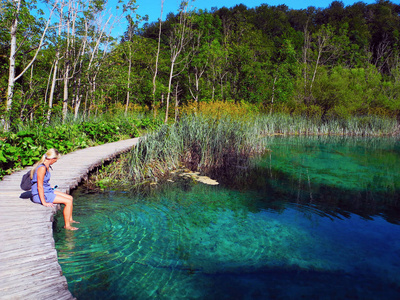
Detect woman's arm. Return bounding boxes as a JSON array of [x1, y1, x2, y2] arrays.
[[37, 166, 53, 208]]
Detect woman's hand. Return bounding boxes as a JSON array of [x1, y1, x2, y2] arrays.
[[42, 202, 54, 208]]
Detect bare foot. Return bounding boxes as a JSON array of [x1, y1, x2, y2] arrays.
[[70, 220, 80, 224], [64, 226, 79, 231]]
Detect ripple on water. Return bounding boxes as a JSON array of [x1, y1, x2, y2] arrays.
[[54, 186, 400, 299], [54, 136, 400, 299]]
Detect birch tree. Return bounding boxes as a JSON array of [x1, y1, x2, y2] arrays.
[[47, 0, 65, 121], [124, 15, 134, 113], [152, 0, 164, 116], [303, 24, 346, 103], [73, 17, 88, 119], [188, 26, 206, 103], [121, 11, 144, 114], [61, 0, 79, 120], [4, 0, 57, 130], [165, 0, 193, 123]]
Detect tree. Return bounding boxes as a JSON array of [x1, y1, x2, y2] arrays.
[[152, 0, 163, 116], [302, 24, 349, 103], [47, 0, 66, 122], [4, 0, 57, 130], [164, 1, 193, 123], [270, 39, 300, 111]]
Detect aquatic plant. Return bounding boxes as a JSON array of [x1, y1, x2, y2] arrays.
[[252, 113, 398, 136], [87, 107, 398, 191], [180, 101, 398, 136], [98, 114, 267, 189]]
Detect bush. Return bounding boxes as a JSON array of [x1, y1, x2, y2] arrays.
[[0, 113, 156, 178]]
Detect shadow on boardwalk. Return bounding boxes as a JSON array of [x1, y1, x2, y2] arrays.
[[0, 138, 139, 300]]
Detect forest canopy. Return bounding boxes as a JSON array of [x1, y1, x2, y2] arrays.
[[1, 0, 400, 131]]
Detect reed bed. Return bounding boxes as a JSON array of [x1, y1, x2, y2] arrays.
[[180, 101, 398, 136], [88, 108, 398, 191], [254, 113, 398, 136], [96, 114, 267, 189]]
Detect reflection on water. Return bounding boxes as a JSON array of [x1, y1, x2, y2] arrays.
[[54, 136, 400, 299]]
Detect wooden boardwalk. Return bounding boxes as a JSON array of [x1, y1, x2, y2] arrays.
[[0, 138, 140, 300]]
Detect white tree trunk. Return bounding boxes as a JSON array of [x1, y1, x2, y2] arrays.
[[62, 65, 70, 119], [152, 0, 164, 117], [5, 0, 57, 129], [125, 45, 132, 114], [165, 1, 193, 123], [47, 59, 59, 121], [62, 0, 77, 121], [174, 83, 179, 122], [4, 0, 21, 130], [73, 21, 88, 120], [165, 61, 175, 123], [74, 78, 82, 119], [48, 1, 64, 121], [6, 0, 20, 114]]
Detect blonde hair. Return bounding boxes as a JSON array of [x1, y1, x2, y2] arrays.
[[30, 148, 61, 178]]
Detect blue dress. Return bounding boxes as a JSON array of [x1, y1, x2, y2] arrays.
[[31, 164, 56, 204]]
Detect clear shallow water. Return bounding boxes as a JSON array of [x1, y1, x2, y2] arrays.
[[54, 136, 400, 299]]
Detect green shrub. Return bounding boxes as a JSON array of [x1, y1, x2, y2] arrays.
[[0, 113, 155, 178]]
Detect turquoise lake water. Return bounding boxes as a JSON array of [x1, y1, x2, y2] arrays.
[[54, 136, 400, 299]]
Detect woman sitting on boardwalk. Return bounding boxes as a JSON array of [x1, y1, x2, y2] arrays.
[[31, 149, 79, 231]]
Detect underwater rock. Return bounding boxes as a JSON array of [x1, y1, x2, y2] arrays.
[[179, 172, 219, 185]]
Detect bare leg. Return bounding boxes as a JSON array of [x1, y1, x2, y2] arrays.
[[53, 192, 78, 230], [54, 191, 80, 224]]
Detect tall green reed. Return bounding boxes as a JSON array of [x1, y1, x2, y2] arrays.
[[254, 113, 398, 136], [87, 111, 398, 190], [123, 114, 267, 186]]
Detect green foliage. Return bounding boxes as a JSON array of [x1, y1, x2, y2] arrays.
[[270, 39, 300, 105], [134, 117, 162, 130], [2, 0, 400, 131], [312, 65, 384, 114], [0, 112, 163, 178], [77, 122, 120, 143]]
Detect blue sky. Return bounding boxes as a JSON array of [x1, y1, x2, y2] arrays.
[[135, 0, 376, 23], [39, 0, 377, 38], [107, 0, 375, 37], [108, 0, 375, 37]]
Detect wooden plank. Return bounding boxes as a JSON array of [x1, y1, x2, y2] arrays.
[[0, 137, 140, 300], [0, 248, 59, 266]]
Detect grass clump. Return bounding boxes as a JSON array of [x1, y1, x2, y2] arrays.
[[93, 113, 267, 190]]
